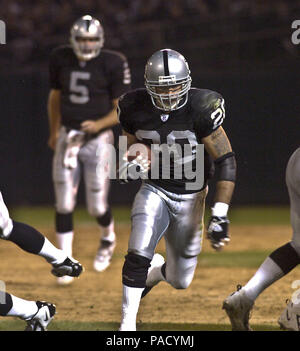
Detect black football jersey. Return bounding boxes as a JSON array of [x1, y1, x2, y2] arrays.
[[49, 45, 131, 130], [118, 88, 226, 194]]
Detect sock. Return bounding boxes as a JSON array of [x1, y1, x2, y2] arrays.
[[8, 221, 45, 254], [101, 221, 115, 243], [6, 294, 38, 320], [243, 243, 300, 301], [38, 237, 67, 265], [243, 257, 286, 301], [120, 285, 144, 331], [56, 231, 74, 257]]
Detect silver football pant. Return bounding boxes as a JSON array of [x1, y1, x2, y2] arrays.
[[53, 127, 114, 217], [129, 181, 207, 289], [286, 147, 300, 256], [0, 192, 13, 239]]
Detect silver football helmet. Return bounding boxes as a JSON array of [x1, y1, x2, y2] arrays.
[[145, 49, 192, 112], [70, 15, 104, 61]]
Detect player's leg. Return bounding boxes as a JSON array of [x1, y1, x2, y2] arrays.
[[223, 148, 300, 330], [120, 183, 170, 331], [0, 290, 56, 331], [161, 188, 207, 291], [52, 129, 82, 284], [278, 148, 300, 330], [81, 130, 116, 272], [0, 192, 83, 278], [241, 149, 300, 298]]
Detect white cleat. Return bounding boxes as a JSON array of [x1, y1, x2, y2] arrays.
[[25, 301, 56, 331], [278, 299, 300, 331], [222, 285, 254, 331], [141, 253, 165, 298], [93, 239, 116, 272], [57, 276, 74, 285]]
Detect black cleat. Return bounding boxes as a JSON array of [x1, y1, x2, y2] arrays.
[[25, 301, 56, 331], [51, 257, 83, 278]]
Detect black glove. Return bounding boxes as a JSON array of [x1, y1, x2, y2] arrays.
[[207, 216, 230, 251]]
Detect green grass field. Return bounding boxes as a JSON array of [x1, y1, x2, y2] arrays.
[[9, 205, 291, 227], [1, 205, 293, 332], [0, 320, 281, 331]]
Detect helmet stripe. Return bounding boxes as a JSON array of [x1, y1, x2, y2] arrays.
[[162, 50, 170, 76], [84, 19, 91, 31]]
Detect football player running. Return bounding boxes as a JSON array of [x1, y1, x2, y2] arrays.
[[117, 49, 237, 331], [48, 15, 131, 284], [0, 191, 83, 330], [223, 147, 300, 331]]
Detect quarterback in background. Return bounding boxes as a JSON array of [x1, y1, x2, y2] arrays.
[[117, 49, 237, 331], [223, 147, 300, 331], [48, 15, 131, 284]]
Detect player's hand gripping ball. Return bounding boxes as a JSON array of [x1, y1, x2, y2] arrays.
[[118, 143, 152, 183]]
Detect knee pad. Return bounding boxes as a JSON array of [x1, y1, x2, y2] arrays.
[[56, 212, 73, 233], [270, 242, 300, 274], [166, 256, 197, 290], [168, 274, 194, 290], [122, 253, 151, 288], [96, 209, 112, 227], [0, 292, 12, 316]]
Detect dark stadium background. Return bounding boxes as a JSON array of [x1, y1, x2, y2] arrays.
[[0, 0, 299, 208]]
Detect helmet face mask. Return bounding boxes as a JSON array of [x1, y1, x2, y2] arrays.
[[145, 49, 192, 112], [70, 15, 104, 61], [148, 81, 190, 111]]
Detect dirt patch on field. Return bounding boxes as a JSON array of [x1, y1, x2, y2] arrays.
[[1, 223, 298, 329]]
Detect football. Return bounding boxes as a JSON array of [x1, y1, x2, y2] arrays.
[[127, 143, 152, 164]]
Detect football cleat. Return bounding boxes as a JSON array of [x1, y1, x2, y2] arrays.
[[51, 257, 83, 278], [141, 253, 165, 299], [25, 301, 56, 331], [278, 299, 300, 331], [222, 285, 254, 331], [93, 239, 116, 272], [56, 276, 74, 286]]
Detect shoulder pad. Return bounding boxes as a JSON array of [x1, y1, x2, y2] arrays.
[[190, 89, 223, 113]]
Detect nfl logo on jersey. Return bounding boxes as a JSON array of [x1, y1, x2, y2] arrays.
[[160, 114, 169, 122]]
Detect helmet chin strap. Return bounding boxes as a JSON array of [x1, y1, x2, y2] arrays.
[[151, 95, 185, 112]]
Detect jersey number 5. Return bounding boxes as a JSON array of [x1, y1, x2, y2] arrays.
[[69, 71, 91, 104]]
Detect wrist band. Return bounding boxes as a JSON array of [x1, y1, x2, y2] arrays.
[[211, 202, 229, 217]]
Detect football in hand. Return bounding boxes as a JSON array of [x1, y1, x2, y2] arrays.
[[127, 143, 152, 165]]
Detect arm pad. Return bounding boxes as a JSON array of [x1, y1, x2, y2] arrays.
[[214, 152, 237, 182]]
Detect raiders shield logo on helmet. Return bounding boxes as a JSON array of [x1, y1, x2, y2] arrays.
[[160, 114, 169, 122]]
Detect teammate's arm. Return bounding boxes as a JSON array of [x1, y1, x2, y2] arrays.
[[81, 98, 120, 134], [202, 126, 237, 251], [47, 89, 62, 150]]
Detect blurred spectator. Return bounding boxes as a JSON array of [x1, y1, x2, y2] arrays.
[[0, 0, 298, 69]]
